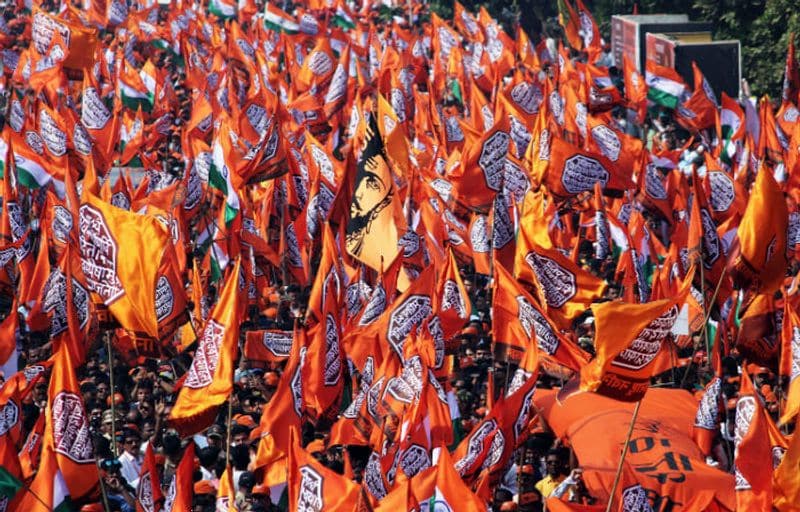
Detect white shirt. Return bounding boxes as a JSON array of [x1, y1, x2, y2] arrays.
[[118, 450, 142, 488]]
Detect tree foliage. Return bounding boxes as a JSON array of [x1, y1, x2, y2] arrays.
[[428, 0, 798, 98]]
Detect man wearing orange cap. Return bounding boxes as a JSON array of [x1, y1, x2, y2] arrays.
[[193, 480, 217, 511]]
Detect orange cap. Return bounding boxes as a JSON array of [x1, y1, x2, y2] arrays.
[[194, 480, 216, 495], [461, 326, 478, 336], [306, 439, 325, 454], [263, 372, 279, 387], [252, 484, 269, 495], [233, 414, 256, 429], [249, 425, 263, 442]]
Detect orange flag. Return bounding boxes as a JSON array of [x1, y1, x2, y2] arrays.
[[163, 442, 195, 512], [18, 410, 44, 481], [11, 427, 76, 512], [728, 165, 788, 295], [774, 417, 800, 511], [580, 286, 688, 402], [301, 224, 344, 421], [13, 347, 99, 511], [452, 372, 538, 483], [434, 249, 472, 340], [78, 192, 173, 339], [449, 115, 511, 210], [541, 137, 635, 200], [287, 431, 361, 511], [0, 365, 46, 446], [169, 259, 242, 436], [515, 213, 607, 329], [692, 376, 722, 456], [535, 388, 735, 511], [493, 262, 588, 370], [780, 298, 800, 425], [734, 370, 782, 511], [0, 306, 17, 380], [254, 327, 305, 467], [215, 467, 237, 512], [136, 442, 163, 512], [557, 0, 583, 50], [735, 292, 779, 365], [244, 329, 293, 363], [45, 242, 93, 366], [50, 346, 99, 499]]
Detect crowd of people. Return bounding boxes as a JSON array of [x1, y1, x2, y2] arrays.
[[0, 0, 799, 510]]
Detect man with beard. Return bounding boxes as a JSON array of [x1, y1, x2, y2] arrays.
[[346, 114, 399, 270]]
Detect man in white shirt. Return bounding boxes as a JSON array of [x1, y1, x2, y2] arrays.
[[117, 427, 143, 488]]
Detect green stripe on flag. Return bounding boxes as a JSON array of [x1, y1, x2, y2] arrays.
[[208, 162, 228, 194], [54, 499, 76, 512], [647, 87, 679, 109], [208, 0, 235, 19], [331, 13, 355, 30], [223, 202, 238, 226], [210, 258, 222, 282], [0, 467, 21, 500], [120, 89, 154, 113]]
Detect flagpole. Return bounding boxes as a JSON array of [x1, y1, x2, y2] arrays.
[[680, 266, 727, 388], [106, 330, 118, 458], [96, 458, 113, 512], [698, 254, 712, 370], [605, 399, 641, 512], [225, 386, 234, 467], [225, 267, 245, 468], [280, 203, 288, 287]]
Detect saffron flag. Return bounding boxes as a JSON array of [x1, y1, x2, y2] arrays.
[[135, 442, 164, 512], [13, 347, 98, 512], [774, 415, 800, 511], [78, 192, 173, 339], [580, 283, 688, 402], [170, 259, 241, 436], [728, 165, 788, 295], [515, 212, 607, 329], [733, 370, 784, 511], [534, 388, 735, 511], [287, 431, 361, 511], [493, 262, 587, 369], [163, 442, 195, 512]]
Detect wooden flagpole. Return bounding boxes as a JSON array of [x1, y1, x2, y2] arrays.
[[605, 400, 642, 512]]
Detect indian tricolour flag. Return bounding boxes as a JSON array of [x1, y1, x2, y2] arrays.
[[15, 445, 74, 512], [209, 0, 235, 19], [210, 133, 241, 226], [119, 60, 155, 112], [0, 137, 8, 178], [263, 4, 298, 34], [645, 60, 686, 110], [331, 4, 355, 30], [195, 220, 231, 283], [50, 469, 73, 512], [15, 150, 52, 190], [446, 388, 463, 450]]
